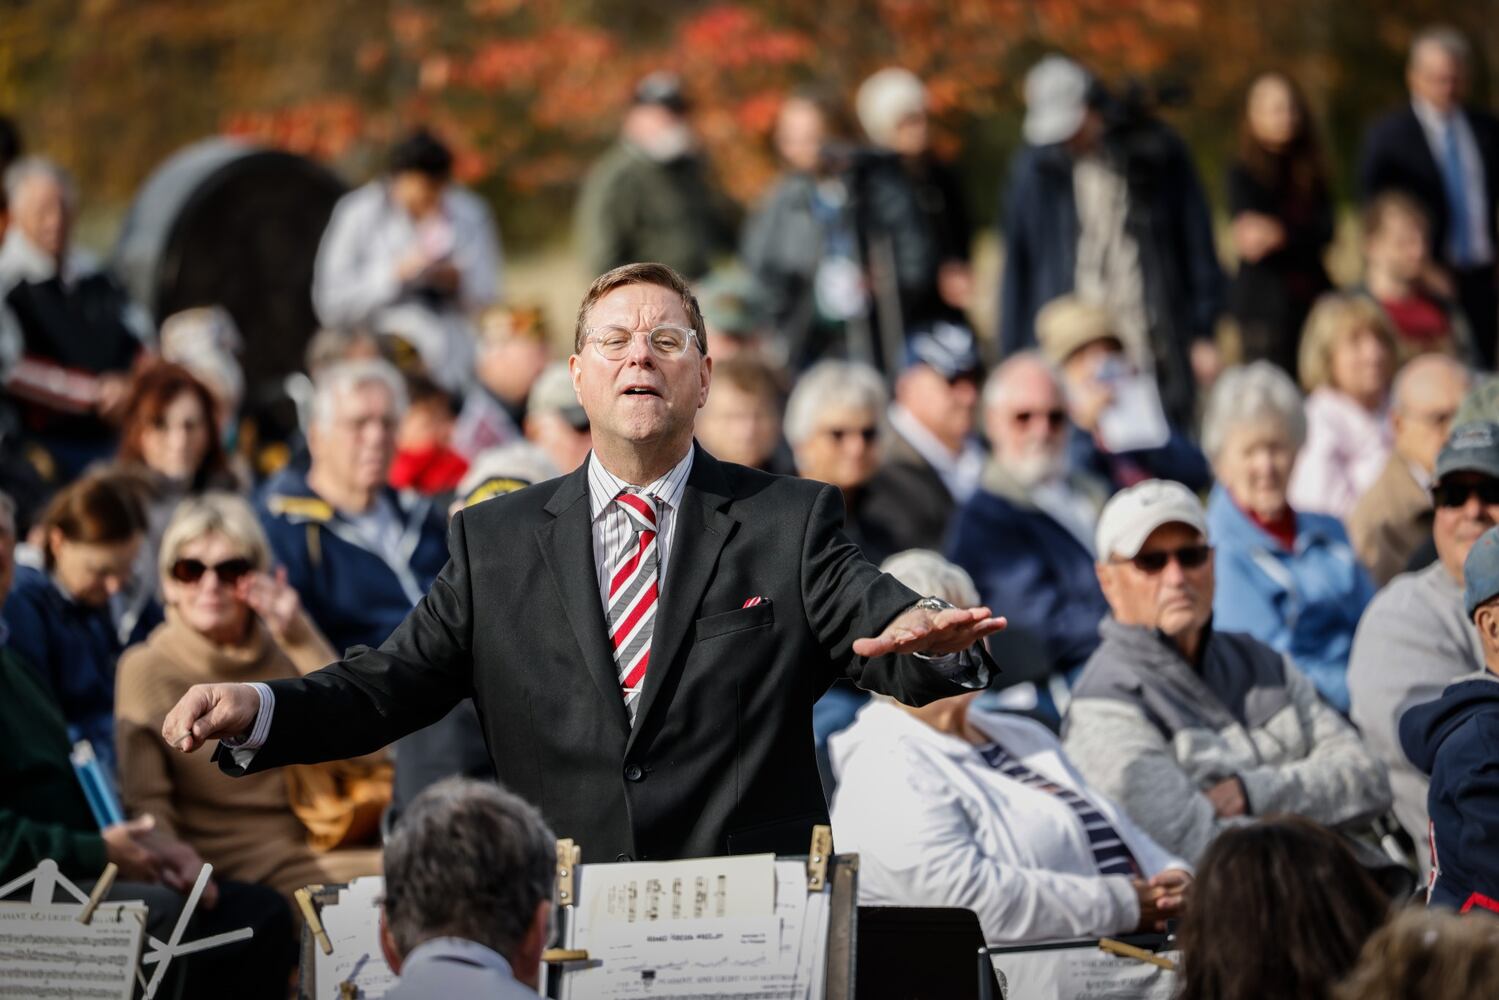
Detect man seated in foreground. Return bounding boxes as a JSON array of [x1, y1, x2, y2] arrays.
[[381, 778, 553, 999], [1062, 480, 1391, 863], [831, 549, 1191, 944]]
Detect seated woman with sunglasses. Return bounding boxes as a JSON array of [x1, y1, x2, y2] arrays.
[[1199, 363, 1375, 714], [1063, 479, 1390, 865], [114, 493, 383, 904]]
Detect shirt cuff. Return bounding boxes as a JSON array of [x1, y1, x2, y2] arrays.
[[914, 646, 992, 689], [219, 682, 274, 762]]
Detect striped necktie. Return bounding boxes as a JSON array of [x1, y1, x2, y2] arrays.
[[978, 743, 1141, 877], [608, 490, 660, 723]]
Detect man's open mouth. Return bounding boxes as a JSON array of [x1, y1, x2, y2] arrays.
[[622, 386, 661, 397]]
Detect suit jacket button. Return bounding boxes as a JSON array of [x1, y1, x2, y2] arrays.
[[615, 853, 633, 862], [624, 764, 644, 782]]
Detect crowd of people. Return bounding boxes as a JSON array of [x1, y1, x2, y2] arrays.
[[5, 19, 1499, 999]]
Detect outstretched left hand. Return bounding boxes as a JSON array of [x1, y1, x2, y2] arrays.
[[851, 605, 1006, 659]]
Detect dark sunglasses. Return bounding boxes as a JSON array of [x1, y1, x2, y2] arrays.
[[1433, 480, 1499, 508], [170, 557, 254, 585], [825, 426, 879, 444], [1120, 544, 1213, 574], [1011, 408, 1067, 430]]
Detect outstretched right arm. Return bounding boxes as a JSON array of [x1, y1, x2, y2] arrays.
[[160, 510, 477, 774]]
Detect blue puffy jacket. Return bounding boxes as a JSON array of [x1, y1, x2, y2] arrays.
[[1206, 486, 1374, 713]]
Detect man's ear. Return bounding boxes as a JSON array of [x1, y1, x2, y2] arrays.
[[1479, 605, 1499, 646], [514, 898, 553, 990], [378, 906, 403, 976]]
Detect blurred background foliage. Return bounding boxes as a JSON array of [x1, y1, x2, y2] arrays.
[[0, 0, 1493, 256]]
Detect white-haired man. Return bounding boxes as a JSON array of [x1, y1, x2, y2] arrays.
[[257, 358, 449, 656], [945, 352, 1111, 719], [1064, 480, 1391, 863]]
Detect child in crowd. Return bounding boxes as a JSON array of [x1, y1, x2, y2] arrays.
[[389, 374, 469, 496]]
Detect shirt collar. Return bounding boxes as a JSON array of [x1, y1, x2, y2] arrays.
[[587, 447, 695, 522], [401, 937, 516, 980], [1412, 96, 1460, 134]]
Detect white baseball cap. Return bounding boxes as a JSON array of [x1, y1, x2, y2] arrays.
[[1022, 55, 1091, 146], [1095, 480, 1208, 560]]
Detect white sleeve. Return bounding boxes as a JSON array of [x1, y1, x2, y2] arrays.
[[219, 682, 275, 766], [312, 193, 403, 327]]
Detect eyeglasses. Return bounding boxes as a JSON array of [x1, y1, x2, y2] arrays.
[[1117, 544, 1213, 574], [170, 557, 255, 585], [1010, 408, 1068, 430], [1433, 480, 1499, 508], [822, 426, 879, 445], [585, 324, 702, 361]]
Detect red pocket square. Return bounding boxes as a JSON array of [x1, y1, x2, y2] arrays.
[[742, 596, 766, 608]]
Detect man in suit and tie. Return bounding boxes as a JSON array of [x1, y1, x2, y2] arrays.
[[1360, 25, 1499, 366], [162, 262, 1004, 863]]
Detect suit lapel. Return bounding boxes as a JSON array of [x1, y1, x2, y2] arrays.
[[629, 449, 737, 746], [537, 464, 631, 734]]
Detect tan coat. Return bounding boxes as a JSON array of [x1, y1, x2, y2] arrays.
[[115, 609, 382, 903], [1346, 455, 1433, 587]]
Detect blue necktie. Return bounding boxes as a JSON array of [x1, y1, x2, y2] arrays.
[[1442, 118, 1473, 266]]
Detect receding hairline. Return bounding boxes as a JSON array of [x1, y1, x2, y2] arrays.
[[1410, 27, 1471, 70], [1392, 353, 1470, 412]]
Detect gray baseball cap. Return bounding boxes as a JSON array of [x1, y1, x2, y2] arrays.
[[1435, 420, 1499, 482], [1023, 55, 1090, 146]]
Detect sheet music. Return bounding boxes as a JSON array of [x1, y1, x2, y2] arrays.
[[0, 901, 147, 1000], [560, 856, 828, 1000], [991, 943, 1179, 1000], [579, 854, 776, 931], [311, 876, 398, 1000], [1097, 373, 1172, 452]]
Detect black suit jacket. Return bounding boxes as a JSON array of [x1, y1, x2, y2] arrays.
[[860, 430, 958, 554], [1359, 103, 1499, 264], [221, 448, 975, 862]]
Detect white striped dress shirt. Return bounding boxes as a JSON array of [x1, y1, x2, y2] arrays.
[[587, 448, 694, 610]]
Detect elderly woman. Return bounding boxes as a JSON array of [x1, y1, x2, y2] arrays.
[[1203, 362, 1375, 713], [115, 493, 383, 904], [1286, 293, 1398, 520], [1, 472, 154, 776], [786, 359, 896, 788], [785, 359, 896, 563], [831, 550, 1191, 944]]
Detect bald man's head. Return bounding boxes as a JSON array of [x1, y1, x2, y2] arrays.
[[1393, 353, 1471, 473]]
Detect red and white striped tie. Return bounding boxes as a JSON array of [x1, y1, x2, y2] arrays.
[[608, 491, 660, 721]]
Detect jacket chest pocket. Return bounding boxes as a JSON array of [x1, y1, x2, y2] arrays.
[[694, 601, 775, 641]]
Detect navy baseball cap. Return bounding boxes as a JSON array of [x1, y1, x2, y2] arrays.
[[1464, 526, 1499, 618], [902, 320, 981, 381]]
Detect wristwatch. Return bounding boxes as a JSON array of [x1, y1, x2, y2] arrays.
[[911, 596, 956, 660]]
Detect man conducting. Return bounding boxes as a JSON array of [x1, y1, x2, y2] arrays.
[[162, 262, 1003, 863]]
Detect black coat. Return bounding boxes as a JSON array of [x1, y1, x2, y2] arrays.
[[220, 448, 972, 862], [1225, 157, 1333, 376], [1359, 103, 1499, 267]]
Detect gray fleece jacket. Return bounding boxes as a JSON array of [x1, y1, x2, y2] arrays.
[[1062, 617, 1391, 863]]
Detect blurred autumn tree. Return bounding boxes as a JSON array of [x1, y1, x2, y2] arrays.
[[1, 0, 1495, 251]]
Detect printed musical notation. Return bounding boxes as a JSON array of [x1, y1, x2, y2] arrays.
[[0, 902, 146, 1000]]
